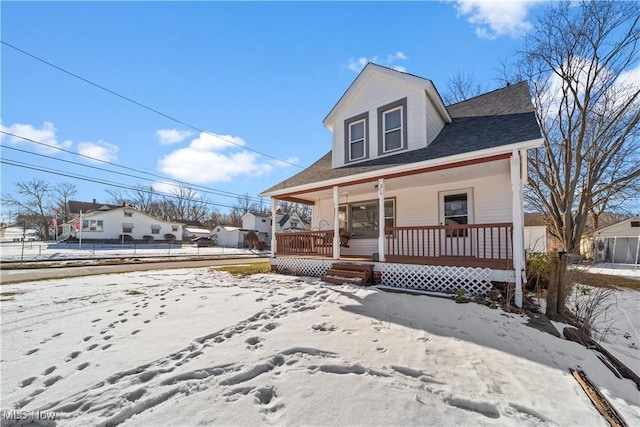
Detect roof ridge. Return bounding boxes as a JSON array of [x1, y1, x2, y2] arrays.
[[446, 81, 529, 108]]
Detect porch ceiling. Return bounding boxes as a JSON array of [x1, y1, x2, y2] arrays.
[[279, 158, 510, 203]]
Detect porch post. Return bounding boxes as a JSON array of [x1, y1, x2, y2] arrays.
[[377, 178, 386, 262], [333, 186, 340, 260], [511, 149, 524, 307], [270, 198, 277, 258]]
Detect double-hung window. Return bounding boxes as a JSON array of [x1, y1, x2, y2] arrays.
[[377, 98, 407, 154], [344, 112, 368, 162]]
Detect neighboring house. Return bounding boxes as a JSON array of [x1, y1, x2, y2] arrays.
[[242, 212, 272, 242], [241, 211, 309, 244], [260, 63, 544, 307], [68, 200, 118, 219], [523, 213, 563, 254], [0, 226, 39, 242], [277, 212, 308, 232], [59, 206, 182, 243], [211, 225, 247, 248], [183, 227, 211, 240], [586, 217, 640, 264]]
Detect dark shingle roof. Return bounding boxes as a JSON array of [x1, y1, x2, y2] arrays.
[[68, 200, 119, 214], [524, 213, 548, 227], [262, 81, 541, 195]]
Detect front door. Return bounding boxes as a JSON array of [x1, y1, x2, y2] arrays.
[[439, 189, 474, 256]]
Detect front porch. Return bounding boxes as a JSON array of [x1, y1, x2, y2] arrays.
[[271, 223, 515, 296], [275, 222, 513, 269]]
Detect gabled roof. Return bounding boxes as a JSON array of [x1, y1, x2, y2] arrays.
[[524, 213, 548, 227], [323, 63, 451, 128], [261, 81, 542, 197], [68, 200, 118, 214], [593, 216, 640, 234], [178, 220, 205, 228]]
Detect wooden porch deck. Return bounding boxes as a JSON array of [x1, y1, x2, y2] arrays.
[[275, 223, 513, 271]]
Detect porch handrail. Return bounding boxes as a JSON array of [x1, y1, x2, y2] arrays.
[[385, 222, 513, 262], [275, 230, 334, 256]]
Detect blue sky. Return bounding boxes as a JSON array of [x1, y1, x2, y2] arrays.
[[1, 1, 545, 218]]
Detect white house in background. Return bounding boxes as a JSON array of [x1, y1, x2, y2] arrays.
[[0, 226, 39, 242], [242, 212, 272, 242], [241, 211, 310, 244], [588, 217, 640, 264], [523, 213, 563, 254], [260, 63, 544, 307], [59, 206, 182, 243], [211, 225, 247, 248], [277, 213, 308, 232], [183, 226, 211, 240]]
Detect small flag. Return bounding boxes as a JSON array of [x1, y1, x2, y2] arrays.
[[75, 218, 81, 232], [52, 217, 57, 227]]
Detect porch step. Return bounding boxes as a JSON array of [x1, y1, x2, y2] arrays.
[[321, 263, 374, 286]]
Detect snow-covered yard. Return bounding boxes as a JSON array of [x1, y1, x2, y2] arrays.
[[0, 241, 261, 263], [1, 268, 639, 426]]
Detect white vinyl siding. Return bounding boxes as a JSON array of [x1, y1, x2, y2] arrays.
[[65, 208, 181, 241], [331, 73, 434, 167], [312, 169, 512, 257]]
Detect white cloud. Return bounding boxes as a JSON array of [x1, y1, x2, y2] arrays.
[[453, 0, 537, 39], [387, 51, 407, 63], [77, 140, 119, 163], [155, 129, 194, 145], [157, 132, 285, 184], [158, 149, 272, 184], [347, 57, 375, 73], [190, 132, 246, 151], [151, 181, 202, 197], [346, 51, 409, 74], [0, 121, 72, 154]]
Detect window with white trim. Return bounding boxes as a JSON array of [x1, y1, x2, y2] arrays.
[[349, 119, 366, 160], [383, 107, 402, 152], [439, 189, 473, 238], [82, 219, 103, 232], [377, 98, 407, 155], [344, 112, 369, 163]]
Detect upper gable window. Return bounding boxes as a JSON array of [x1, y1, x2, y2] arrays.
[[378, 98, 407, 154], [344, 112, 369, 163]]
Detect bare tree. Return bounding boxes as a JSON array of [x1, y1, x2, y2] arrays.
[[105, 188, 131, 207], [162, 182, 208, 223], [516, 1, 640, 255], [51, 182, 77, 223], [1, 178, 53, 238], [441, 70, 491, 105], [129, 184, 157, 213]]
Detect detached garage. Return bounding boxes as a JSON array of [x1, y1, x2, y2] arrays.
[[591, 217, 640, 265]]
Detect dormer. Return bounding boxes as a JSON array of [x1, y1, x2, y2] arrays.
[[323, 63, 451, 168]]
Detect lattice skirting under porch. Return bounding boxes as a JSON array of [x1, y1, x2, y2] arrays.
[[380, 263, 492, 295], [271, 257, 333, 278], [271, 257, 494, 296]]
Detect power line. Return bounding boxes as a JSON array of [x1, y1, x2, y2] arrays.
[[1, 40, 305, 169], [1, 130, 265, 204], [1, 158, 241, 211]]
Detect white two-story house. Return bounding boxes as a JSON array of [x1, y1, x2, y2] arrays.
[[260, 63, 544, 306]]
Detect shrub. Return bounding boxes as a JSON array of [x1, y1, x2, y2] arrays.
[[526, 252, 551, 291]]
